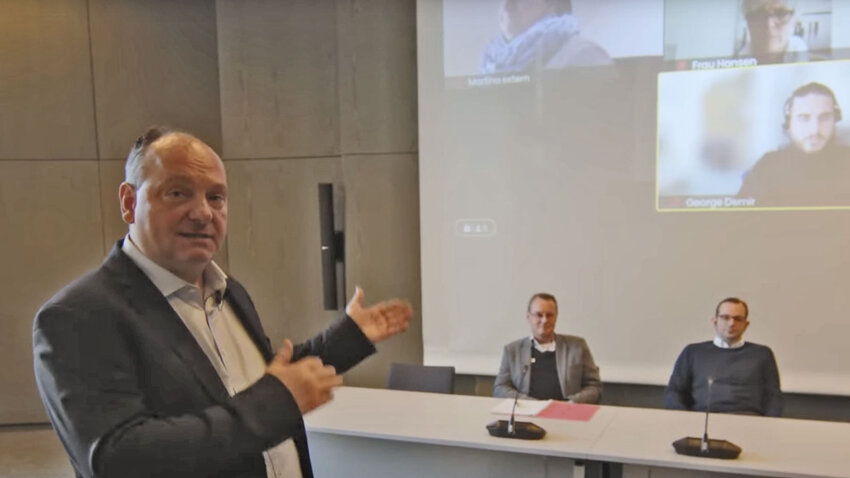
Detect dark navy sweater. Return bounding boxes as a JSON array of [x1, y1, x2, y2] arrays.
[[664, 341, 783, 416]]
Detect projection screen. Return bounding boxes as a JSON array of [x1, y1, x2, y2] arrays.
[[417, 0, 850, 395]]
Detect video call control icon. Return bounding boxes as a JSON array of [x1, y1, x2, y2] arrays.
[[455, 219, 497, 237]]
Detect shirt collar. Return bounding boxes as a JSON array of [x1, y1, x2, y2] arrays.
[[122, 235, 227, 299], [713, 336, 746, 349], [531, 336, 556, 353]]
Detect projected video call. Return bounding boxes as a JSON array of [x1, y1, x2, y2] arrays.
[[420, 0, 850, 394], [439, 0, 850, 211]]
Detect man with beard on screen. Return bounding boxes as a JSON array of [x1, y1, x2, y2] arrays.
[[739, 82, 850, 207]]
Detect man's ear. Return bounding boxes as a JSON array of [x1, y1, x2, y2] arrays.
[[119, 182, 137, 224]]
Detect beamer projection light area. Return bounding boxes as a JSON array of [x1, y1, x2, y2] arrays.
[[417, 0, 850, 395]]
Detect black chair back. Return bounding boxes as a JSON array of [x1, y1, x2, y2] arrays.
[[386, 363, 455, 394]]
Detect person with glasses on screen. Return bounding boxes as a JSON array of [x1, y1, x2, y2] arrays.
[[32, 126, 413, 478], [738, 82, 850, 207], [480, 0, 611, 74], [664, 297, 783, 417], [736, 0, 808, 64], [493, 293, 601, 403]]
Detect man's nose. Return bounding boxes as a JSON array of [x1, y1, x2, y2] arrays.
[[800, 119, 819, 135], [188, 196, 213, 222]]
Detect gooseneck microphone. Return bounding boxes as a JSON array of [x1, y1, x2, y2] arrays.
[[701, 376, 713, 453], [507, 363, 530, 435], [673, 376, 742, 459], [487, 358, 546, 440]]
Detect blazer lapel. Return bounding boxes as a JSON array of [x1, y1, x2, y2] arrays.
[[519, 339, 532, 394], [225, 278, 274, 362], [104, 243, 231, 402]]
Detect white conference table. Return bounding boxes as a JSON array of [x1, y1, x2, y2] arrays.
[[303, 387, 850, 478], [592, 405, 850, 477]]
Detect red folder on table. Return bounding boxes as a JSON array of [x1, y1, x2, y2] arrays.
[[537, 401, 599, 421]]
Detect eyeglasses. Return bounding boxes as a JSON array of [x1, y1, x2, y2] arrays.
[[747, 7, 794, 23], [717, 314, 746, 322]]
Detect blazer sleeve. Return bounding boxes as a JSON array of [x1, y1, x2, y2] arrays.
[[226, 277, 375, 370], [493, 343, 529, 399], [291, 315, 376, 373], [565, 339, 602, 404]]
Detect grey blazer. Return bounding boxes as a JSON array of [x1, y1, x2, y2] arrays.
[[493, 334, 601, 403], [33, 240, 375, 478]]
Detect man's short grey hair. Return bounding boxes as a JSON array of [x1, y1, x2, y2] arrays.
[[527, 292, 558, 312], [742, 0, 794, 16], [124, 126, 175, 186]]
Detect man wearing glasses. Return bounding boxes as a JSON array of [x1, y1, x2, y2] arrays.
[[736, 0, 808, 64], [493, 293, 601, 403], [664, 297, 783, 416]]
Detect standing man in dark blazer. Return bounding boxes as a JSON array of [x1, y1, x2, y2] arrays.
[[32, 126, 412, 478], [493, 293, 601, 403]]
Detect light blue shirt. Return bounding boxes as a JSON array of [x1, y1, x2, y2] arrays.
[[122, 236, 302, 478]]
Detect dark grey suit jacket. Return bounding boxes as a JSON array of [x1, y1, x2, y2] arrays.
[[493, 334, 601, 403], [33, 241, 375, 478]]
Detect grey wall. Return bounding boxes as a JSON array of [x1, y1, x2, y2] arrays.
[[0, 0, 420, 424]]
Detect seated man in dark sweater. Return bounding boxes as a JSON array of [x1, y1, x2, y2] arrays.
[[664, 297, 783, 416], [493, 293, 601, 403]]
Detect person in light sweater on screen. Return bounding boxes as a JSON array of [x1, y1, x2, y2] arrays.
[[664, 297, 784, 417], [479, 0, 612, 74], [493, 293, 601, 403]]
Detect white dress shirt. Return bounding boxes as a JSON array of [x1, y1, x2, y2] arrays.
[[713, 336, 746, 349], [531, 336, 556, 353]]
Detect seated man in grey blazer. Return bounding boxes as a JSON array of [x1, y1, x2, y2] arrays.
[[33, 126, 413, 478], [494, 293, 601, 403]]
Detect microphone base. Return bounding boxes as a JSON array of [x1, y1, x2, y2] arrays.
[[673, 437, 742, 459], [487, 420, 546, 440]]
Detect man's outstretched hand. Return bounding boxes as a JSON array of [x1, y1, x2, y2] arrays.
[[345, 286, 413, 343]]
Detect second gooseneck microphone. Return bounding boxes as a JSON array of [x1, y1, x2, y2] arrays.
[[487, 357, 546, 440]]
